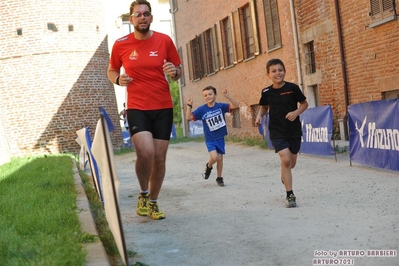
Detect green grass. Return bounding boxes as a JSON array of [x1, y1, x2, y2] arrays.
[[0, 126, 270, 266], [225, 135, 270, 149], [0, 155, 86, 266], [77, 168, 123, 265], [169, 125, 205, 144]]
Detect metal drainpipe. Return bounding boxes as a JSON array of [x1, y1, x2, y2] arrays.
[[289, 0, 303, 91], [334, 0, 350, 121]]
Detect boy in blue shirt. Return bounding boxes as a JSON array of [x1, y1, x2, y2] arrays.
[[186, 86, 239, 186]]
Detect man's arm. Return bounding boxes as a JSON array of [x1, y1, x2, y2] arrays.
[[171, 66, 182, 81], [107, 64, 120, 85]]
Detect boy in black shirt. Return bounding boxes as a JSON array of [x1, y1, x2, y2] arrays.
[[255, 59, 308, 208]]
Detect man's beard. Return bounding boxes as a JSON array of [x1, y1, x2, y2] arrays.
[[134, 25, 150, 34]]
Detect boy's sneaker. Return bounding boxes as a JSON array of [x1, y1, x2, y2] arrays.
[[202, 163, 213, 179], [136, 193, 149, 216], [286, 194, 297, 208], [149, 202, 166, 220], [216, 177, 225, 187]]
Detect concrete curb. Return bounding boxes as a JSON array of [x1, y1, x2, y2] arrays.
[[72, 160, 111, 266]]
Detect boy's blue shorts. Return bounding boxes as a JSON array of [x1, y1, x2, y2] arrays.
[[205, 138, 226, 154]]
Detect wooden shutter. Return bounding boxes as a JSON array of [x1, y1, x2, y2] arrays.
[[199, 33, 207, 76], [232, 10, 244, 63], [186, 42, 193, 81], [264, 0, 281, 50], [250, 0, 260, 55], [370, 0, 382, 19], [215, 21, 225, 70], [229, 13, 238, 64], [211, 25, 220, 72], [370, 0, 394, 20]]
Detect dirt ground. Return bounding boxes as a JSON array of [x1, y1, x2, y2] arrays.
[[113, 141, 398, 266]]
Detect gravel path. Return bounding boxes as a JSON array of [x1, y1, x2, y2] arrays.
[[114, 141, 398, 266]]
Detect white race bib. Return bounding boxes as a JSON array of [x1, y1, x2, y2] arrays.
[[205, 109, 226, 131]]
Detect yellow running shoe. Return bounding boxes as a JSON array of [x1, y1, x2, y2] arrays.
[[149, 202, 166, 220], [136, 193, 149, 216]]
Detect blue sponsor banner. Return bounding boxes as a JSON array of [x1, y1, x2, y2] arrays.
[[258, 115, 273, 149], [348, 98, 399, 171], [300, 105, 335, 155], [170, 124, 177, 139], [189, 120, 204, 138]]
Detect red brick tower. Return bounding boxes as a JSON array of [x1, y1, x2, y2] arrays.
[[0, 0, 123, 163]]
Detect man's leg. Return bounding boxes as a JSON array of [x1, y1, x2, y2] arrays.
[[131, 131, 154, 216], [132, 131, 155, 191], [148, 138, 169, 200]]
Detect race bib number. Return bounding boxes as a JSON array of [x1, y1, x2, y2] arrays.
[[205, 109, 226, 131]]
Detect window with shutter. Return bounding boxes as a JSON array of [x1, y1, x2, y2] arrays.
[[241, 5, 254, 59], [369, 0, 396, 26], [186, 43, 193, 81], [204, 28, 217, 75], [233, 10, 244, 62], [263, 0, 282, 50], [190, 36, 203, 80], [199, 33, 207, 77], [249, 0, 260, 56], [215, 22, 225, 70], [238, 0, 260, 60], [305, 41, 316, 75], [211, 25, 220, 72], [229, 13, 238, 64], [221, 17, 234, 67]]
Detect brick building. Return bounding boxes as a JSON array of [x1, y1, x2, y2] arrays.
[[170, 0, 399, 139], [0, 0, 124, 165]]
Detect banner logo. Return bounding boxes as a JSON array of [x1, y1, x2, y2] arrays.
[[355, 116, 399, 151]]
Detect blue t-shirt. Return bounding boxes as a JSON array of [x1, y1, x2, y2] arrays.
[[192, 102, 230, 141]]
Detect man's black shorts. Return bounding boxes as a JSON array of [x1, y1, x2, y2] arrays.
[[127, 108, 173, 140]]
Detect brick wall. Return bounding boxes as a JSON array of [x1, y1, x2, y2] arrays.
[[338, 0, 399, 104], [296, 0, 347, 120], [173, 0, 399, 140], [295, 0, 399, 131], [0, 0, 123, 163], [174, 0, 298, 139]]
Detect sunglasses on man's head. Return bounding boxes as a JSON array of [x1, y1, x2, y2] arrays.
[[131, 11, 151, 18]]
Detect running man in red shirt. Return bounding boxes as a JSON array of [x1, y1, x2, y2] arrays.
[[107, 0, 181, 220]]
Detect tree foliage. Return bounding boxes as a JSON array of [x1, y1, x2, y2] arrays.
[[170, 80, 182, 125]]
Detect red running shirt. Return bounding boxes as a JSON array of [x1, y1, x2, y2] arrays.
[[109, 31, 181, 110]]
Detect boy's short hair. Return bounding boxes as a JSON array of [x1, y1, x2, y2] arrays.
[[203, 86, 217, 94], [266, 58, 286, 73]]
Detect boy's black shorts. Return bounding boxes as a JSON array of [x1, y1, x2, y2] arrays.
[[271, 137, 301, 154]]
